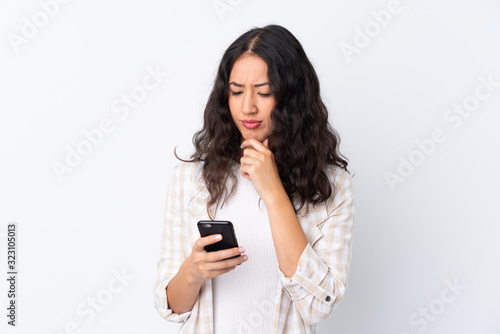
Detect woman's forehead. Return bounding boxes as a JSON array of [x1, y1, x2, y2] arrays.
[[229, 54, 268, 84]]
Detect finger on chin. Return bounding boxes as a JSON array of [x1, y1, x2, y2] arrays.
[[241, 138, 264, 150]]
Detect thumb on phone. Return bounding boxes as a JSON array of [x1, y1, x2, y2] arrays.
[[194, 234, 222, 251]]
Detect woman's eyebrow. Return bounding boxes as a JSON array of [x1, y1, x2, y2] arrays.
[[229, 82, 270, 87]]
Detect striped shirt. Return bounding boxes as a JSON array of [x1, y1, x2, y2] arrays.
[[153, 161, 355, 333]]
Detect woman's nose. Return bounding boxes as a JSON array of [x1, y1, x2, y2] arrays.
[[241, 94, 257, 114]]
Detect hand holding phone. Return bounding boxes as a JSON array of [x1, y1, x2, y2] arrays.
[[184, 221, 248, 283], [197, 220, 240, 258]]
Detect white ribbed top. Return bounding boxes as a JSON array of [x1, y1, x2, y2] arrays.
[[212, 168, 280, 334]]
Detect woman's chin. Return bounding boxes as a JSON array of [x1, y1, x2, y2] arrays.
[[241, 134, 266, 143]]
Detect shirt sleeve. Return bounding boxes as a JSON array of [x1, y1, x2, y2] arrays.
[[279, 168, 355, 325], [153, 163, 192, 322]]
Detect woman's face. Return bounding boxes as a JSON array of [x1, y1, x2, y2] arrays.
[[228, 54, 275, 143]]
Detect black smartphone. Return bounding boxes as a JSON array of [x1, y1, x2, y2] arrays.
[[197, 220, 240, 258]]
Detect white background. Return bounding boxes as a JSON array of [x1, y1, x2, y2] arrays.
[[1, 0, 499, 333]]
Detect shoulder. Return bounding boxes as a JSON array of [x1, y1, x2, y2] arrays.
[[170, 161, 204, 184], [325, 165, 354, 193], [167, 161, 207, 198], [324, 164, 355, 216], [169, 161, 212, 217], [324, 164, 351, 183], [296, 164, 354, 218]]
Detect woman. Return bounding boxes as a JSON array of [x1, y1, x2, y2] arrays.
[[154, 24, 355, 333]]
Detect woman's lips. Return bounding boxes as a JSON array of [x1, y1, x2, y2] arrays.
[[242, 120, 262, 129]]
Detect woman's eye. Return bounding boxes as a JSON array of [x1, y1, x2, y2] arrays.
[[230, 91, 271, 97]]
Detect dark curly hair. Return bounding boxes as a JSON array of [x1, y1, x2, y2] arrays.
[[176, 24, 349, 216]]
